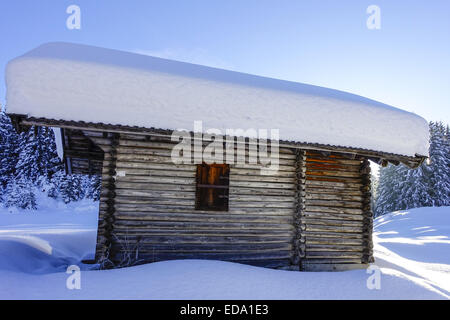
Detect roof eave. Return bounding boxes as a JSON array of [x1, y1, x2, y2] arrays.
[[8, 114, 426, 169]]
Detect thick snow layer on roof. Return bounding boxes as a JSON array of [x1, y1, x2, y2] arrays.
[[6, 42, 429, 157]]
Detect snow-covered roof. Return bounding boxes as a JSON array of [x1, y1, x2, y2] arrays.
[[5, 42, 429, 157]]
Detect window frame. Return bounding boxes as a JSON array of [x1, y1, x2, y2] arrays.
[[195, 163, 230, 211]]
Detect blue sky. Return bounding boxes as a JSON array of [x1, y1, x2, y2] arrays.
[[0, 0, 449, 123]]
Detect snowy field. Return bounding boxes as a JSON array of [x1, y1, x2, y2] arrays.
[[0, 198, 449, 299]]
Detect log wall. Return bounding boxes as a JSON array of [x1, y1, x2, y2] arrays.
[[302, 151, 373, 271], [93, 133, 297, 268], [79, 131, 373, 271]]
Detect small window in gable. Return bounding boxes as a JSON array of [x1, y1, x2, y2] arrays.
[[195, 163, 230, 211]]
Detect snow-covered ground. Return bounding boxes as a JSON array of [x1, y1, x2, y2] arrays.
[[0, 200, 449, 299]]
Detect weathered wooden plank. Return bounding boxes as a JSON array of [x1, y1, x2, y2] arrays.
[[306, 175, 363, 184], [302, 263, 366, 271], [306, 169, 362, 178], [104, 189, 195, 199], [103, 228, 293, 236], [111, 159, 296, 172], [116, 153, 295, 166], [230, 180, 295, 189], [112, 181, 196, 192], [305, 161, 361, 171], [108, 204, 294, 215], [229, 194, 296, 202], [306, 205, 363, 215], [305, 244, 364, 252], [118, 138, 295, 153], [303, 231, 364, 239], [230, 168, 296, 177], [109, 195, 291, 210], [302, 258, 362, 264], [115, 161, 196, 171], [230, 201, 294, 209], [229, 187, 296, 197], [107, 235, 294, 244], [115, 175, 195, 185], [305, 224, 363, 233], [110, 197, 195, 206], [305, 251, 363, 258], [113, 242, 293, 252], [306, 193, 363, 202], [305, 199, 363, 209], [114, 251, 292, 261], [306, 151, 360, 159], [232, 163, 295, 172], [112, 212, 293, 224], [229, 174, 294, 183], [111, 219, 295, 230], [305, 237, 364, 245], [116, 145, 297, 160], [305, 179, 363, 189], [111, 180, 296, 196], [302, 187, 363, 196], [113, 167, 195, 177], [306, 157, 363, 166], [303, 218, 364, 227], [303, 211, 364, 221]]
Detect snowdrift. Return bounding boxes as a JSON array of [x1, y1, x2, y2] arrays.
[[0, 205, 449, 299]]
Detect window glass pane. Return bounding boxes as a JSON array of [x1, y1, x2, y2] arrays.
[[195, 163, 229, 211]]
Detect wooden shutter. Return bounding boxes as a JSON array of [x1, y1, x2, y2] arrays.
[[195, 163, 230, 211]]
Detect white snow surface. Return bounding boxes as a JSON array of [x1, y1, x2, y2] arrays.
[[0, 199, 449, 299], [6, 42, 429, 157]]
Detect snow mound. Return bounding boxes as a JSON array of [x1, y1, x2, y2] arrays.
[[0, 205, 449, 299], [6, 42, 429, 157], [0, 196, 98, 274], [373, 206, 450, 296]]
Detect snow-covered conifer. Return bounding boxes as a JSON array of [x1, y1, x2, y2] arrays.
[[4, 177, 37, 210], [0, 111, 19, 197]]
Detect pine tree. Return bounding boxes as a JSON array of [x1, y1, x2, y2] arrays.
[[15, 126, 62, 185], [0, 111, 19, 198], [375, 164, 402, 215], [47, 171, 64, 200], [376, 121, 450, 216], [85, 175, 101, 201], [48, 171, 85, 203], [428, 122, 450, 206], [4, 177, 37, 210], [398, 163, 432, 210]]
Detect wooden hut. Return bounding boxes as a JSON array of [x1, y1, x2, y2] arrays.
[[5, 43, 429, 271]]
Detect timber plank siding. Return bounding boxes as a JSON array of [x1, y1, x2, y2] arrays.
[[94, 133, 300, 269], [88, 132, 374, 271], [302, 151, 373, 271]]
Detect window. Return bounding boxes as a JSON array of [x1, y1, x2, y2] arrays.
[[195, 163, 230, 211]]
